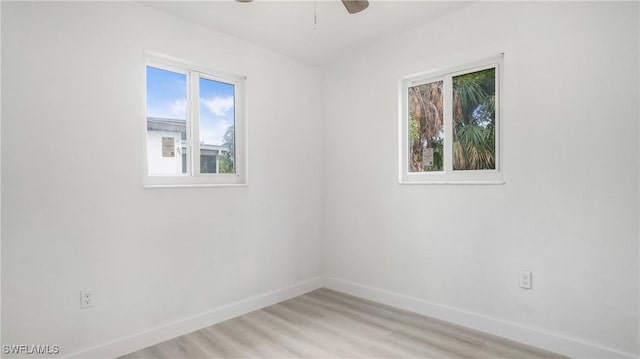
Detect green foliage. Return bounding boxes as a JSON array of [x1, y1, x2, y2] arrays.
[[222, 125, 235, 159], [409, 68, 496, 172], [452, 68, 496, 170], [409, 115, 420, 143], [218, 153, 234, 173], [218, 125, 235, 174]]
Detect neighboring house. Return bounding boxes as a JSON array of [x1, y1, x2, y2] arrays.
[[146, 117, 229, 175]]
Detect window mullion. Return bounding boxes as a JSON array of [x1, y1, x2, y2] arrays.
[[443, 75, 453, 174], [191, 71, 200, 176]]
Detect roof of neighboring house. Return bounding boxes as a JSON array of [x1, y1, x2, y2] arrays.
[[147, 117, 186, 133], [147, 117, 230, 155], [201, 144, 229, 154]]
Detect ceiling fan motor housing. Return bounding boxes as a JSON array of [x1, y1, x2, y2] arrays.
[[342, 0, 369, 14]]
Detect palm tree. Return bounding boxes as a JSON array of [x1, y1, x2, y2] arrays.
[[452, 68, 496, 170], [408, 68, 495, 172], [408, 81, 443, 172]]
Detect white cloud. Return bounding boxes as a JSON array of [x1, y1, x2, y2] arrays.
[[200, 119, 232, 146], [169, 99, 187, 118], [201, 96, 234, 117]]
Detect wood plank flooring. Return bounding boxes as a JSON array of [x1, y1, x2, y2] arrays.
[[119, 288, 566, 359]]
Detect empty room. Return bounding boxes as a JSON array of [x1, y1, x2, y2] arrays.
[[1, 1, 638, 358]]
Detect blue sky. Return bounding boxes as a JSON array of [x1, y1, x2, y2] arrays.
[[146, 66, 235, 146]]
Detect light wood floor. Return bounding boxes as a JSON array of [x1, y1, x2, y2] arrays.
[[119, 288, 566, 359]]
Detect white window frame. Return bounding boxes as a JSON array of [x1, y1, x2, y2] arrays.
[[399, 54, 504, 185], [143, 52, 247, 188]]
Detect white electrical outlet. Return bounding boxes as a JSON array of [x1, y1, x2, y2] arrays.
[[81, 290, 94, 309], [519, 271, 532, 289]]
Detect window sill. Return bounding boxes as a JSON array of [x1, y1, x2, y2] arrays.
[[143, 183, 248, 189], [399, 180, 505, 185]]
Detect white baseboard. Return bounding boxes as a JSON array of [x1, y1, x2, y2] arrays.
[[324, 277, 637, 359], [64, 276, 636, 359], [65, 276, 324, 359]]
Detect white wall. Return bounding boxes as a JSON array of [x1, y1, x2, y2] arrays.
[[322, 1, 639, 357], [1, 1, 323, 356]]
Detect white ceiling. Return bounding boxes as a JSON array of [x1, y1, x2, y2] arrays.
[[142, 1, 474, 67]]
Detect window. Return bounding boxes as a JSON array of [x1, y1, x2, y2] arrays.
[[144, 53, 246, 187], [400, 55, 503, 184]]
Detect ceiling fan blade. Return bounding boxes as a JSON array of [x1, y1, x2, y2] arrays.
[[341, 0, 369, 14]]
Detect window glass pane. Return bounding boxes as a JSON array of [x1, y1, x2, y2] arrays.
[[408, 81, 444, 172], [199, 77, 235, 174], [146, 66, 188, 175], [452, 68, 496, 170]]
